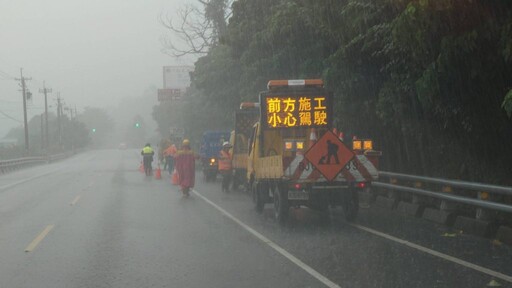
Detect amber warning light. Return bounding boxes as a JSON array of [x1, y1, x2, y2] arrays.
[[353, 140, 362, 150], [353, 139, 374, 151], [267, 79, 324, 89], [363, 140, 373, 150]]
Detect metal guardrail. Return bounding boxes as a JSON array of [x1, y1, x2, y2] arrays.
[[376, 171, 512, 214], [0, 153, 70, 174]]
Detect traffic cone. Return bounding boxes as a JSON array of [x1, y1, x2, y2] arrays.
[[139, 162, 144, 173], [155, 165, 162, 180]]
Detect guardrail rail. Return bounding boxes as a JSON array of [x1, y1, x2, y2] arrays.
[[375, 171, 512, 214], [0, 152, 71, 175], [371, 171, 512, 244]]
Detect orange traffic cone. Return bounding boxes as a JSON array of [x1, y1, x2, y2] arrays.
[[171, 169, 179, 185], [155, 165, 162, 180], [139, 162, 144, 173]]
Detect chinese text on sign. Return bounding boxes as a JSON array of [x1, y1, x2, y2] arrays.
[[263, 96, 330, 129]]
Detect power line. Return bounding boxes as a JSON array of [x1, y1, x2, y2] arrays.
[[0, 69, 15, 80], [0, 110, 22, 123]]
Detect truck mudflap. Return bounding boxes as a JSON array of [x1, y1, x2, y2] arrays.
[[284, 154, 378, 182]]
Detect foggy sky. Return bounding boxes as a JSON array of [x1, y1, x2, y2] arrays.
[[0, 0, 193, 137]]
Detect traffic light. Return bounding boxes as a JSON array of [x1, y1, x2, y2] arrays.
[[135, 123, 140, 128], [92, 128, 96, 133]]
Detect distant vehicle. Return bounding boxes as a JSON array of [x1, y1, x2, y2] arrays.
[[118, 142, 127, 150], [199, 131, 230, 181]]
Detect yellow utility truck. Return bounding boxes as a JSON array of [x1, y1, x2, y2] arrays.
[[247, 79, 380, 224], [230, 103, 259, 190]]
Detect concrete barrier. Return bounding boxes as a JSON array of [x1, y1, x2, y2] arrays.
[[422, 207, 456, 226], [453, 216, 494, 237], [496, 226, 512, 245]]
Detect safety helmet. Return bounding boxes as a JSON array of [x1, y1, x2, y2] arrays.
[[182, 139, 190, 146], [222, 141, 232, 148]]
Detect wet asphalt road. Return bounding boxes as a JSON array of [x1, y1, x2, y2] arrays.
[[0, 149, 511, 288]]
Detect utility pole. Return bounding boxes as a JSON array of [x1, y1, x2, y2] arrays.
[[56, 94, 62, 149], [39, 82, 52, 151], [40, 113, 44, 150], [15, 68, 31, 152]]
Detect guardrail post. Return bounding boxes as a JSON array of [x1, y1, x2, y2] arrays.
[[387, 178, 400, 202], [439, 186, 456, 212], [475, 191, 495, 221], [412, 182, 424, 205]]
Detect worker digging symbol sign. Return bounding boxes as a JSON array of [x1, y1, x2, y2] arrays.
[[304, 131, 354, 181]]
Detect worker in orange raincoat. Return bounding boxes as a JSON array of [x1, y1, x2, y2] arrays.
[[163, 142, 177, 175], [174, 139, 197, 197]]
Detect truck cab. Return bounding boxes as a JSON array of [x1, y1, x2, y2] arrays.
[[199, 131, 230, 181]]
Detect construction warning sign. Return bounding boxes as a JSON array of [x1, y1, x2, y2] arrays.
[[260, 94, 331, 129], [304, 131, 354, 181]]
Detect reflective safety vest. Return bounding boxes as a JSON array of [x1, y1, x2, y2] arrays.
[[164, 145, 177, 157], [142, 146, 154, 155], [218, 150, 232, 171]]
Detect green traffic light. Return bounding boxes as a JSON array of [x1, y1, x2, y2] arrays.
[[135, 123, 140, 128], [92, 128, 96, 133]]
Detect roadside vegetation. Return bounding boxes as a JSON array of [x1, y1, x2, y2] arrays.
[[156, 0, 512, 184]]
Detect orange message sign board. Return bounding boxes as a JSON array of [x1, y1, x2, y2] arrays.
[[261, 95, 331, 129]]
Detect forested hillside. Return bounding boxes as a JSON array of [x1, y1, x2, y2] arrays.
[[163, 0, 512, 184]]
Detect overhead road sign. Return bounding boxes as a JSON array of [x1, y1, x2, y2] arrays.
[[169, 127, 185, 137], [158, 89, 181, 101]]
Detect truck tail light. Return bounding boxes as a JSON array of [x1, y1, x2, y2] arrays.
[[356, 182, 366, 189]]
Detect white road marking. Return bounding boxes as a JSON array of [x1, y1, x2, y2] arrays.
[[25, 225, 54, 252], [192, 189, 341, 288], [70, 195, 81, 206], [351, 224, 512, 283], [0, 168, 63, 191]]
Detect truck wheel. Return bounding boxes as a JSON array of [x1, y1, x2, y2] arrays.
[[274, 185, 289, 224], [343, 189, 359, 221], [252, 182, 264, 213]]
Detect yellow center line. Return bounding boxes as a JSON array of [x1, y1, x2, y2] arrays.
[[25, 225, 54, 252], [70, 195, 81, 206]]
